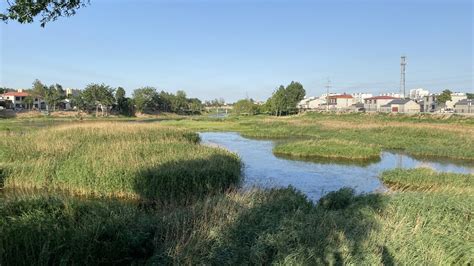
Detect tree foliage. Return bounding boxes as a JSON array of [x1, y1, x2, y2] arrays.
[[132, 87, 159, 113], [114, 87, 133, 115], [81, 83, 115, 116], [233, 98, 258, 115], [1, 0, 89, 27], [267, 81, 305, 116], [45, 83, 65, 111], [437, 90, 452, 104]]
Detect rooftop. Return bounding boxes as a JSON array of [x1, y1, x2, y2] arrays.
[[328, 94, 353, 99], [1, 92, 30, 97], [388, 99, 413, 105], [365, 96, 398, 100], [455, 99, 473, 105]]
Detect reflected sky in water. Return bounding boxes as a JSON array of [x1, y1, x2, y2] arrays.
[[200, 132, 474, 201]]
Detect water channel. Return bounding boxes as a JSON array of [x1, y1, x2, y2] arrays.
[[200, 132, 474, 201]]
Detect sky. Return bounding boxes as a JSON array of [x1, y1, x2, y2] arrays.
[[1, 0, 472, 102]]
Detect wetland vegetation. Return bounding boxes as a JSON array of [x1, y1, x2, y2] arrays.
[[0, 113, 472, 264]]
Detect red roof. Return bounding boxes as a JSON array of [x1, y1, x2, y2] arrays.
[[365, 96, 398, 100], [2, 92, 29, 97], [328, 94, 353, 99]]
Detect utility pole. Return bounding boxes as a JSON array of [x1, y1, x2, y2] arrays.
[[400, 55, 407, 98], [325, 78, 331, 111]]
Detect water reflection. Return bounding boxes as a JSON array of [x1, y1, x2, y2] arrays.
[[200, 132, 474, 201]]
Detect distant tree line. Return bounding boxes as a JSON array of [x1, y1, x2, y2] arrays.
[[7, 79, 204, 117], [231, 81, 305, 116]]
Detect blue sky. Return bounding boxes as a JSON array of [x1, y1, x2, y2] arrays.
[[1, 0, 472, 102]]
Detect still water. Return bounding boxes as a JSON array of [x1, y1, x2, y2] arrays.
[[200, 132, 474, 201]]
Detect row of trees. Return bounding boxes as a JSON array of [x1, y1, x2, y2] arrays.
[[71, 84, 203, 116], [230, 81, 305, 116], [2, 79, 204, 116], [131, 87, 202, 114], [266, 81, 306, 116]]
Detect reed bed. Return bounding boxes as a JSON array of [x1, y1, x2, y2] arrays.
[[0, 122, 241, 202], [273, 139, 381, 160], [1, 177, 472, 265], [162, 114, 474, 161]]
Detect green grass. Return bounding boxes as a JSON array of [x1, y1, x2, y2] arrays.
[[380, 168, 473, 193], [159, 113, 474, 161], [0, 122, 241, 202], [273, 139, 381, 161], [2, 175, 472, 264], [0, 116, 473, 264]]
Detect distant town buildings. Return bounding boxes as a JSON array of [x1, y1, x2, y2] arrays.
[[351, 93, 373, 104], [422, 92, 467, 113], [298, 89, 472, 115], [409, 88, 430, 101]]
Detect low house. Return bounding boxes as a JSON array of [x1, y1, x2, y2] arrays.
[[423, 93, 467, 112], [386, 99, 420, 113], [298, 97, 316, 110], [298, 97, 324, 111], [307, 97, 323, 109], [0, 92, 30, 109], [454, 99, 473, 114], [327, 94, 354, 110], [364, 96, 398, 112]]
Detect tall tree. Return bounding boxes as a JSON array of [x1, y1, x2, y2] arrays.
[[270, 85, 287, 116], [115, 87, 126, 112], [172, 90, 188, 113], [1, 0, 89, 27], [285, 81, 306, 113], [187, 98, 203, 114], [31, 79, 47, 109], [82, 83, 115, 116], [437, 90, 452, 105], [132, 87, 158, 113], [47, 84, 65, 111]]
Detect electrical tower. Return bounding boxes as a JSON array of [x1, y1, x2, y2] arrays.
[[325, 78, 331, 111], [400, 55, 407, 98]]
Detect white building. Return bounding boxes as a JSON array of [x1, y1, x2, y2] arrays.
[[327, 94, 354, 110], [364, 96, 399, 112], [409, 88, 430, 101], [380, 92, 403, 98], [351, 93, 373, 103], [422, 92, 467, 112], [298, 97, 323, 110]]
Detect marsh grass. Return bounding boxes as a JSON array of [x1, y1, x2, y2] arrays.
[[273, 139, 381, 160], [161, 113, 474, 161], [380, 168, 473, 194], [0, 116, 473, 264], [2, 178, 471, 265], [0, 122, 241, 202]]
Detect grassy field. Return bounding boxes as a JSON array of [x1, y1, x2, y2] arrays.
[[0, 122, 241, 202], [0, 114, 472, 264]]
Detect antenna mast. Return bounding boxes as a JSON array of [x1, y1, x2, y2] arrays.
[[400, 55, 407, 98], [325, 78, 331, 111]]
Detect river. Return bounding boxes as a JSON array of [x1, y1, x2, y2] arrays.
[[200, 132, 474, 201]]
